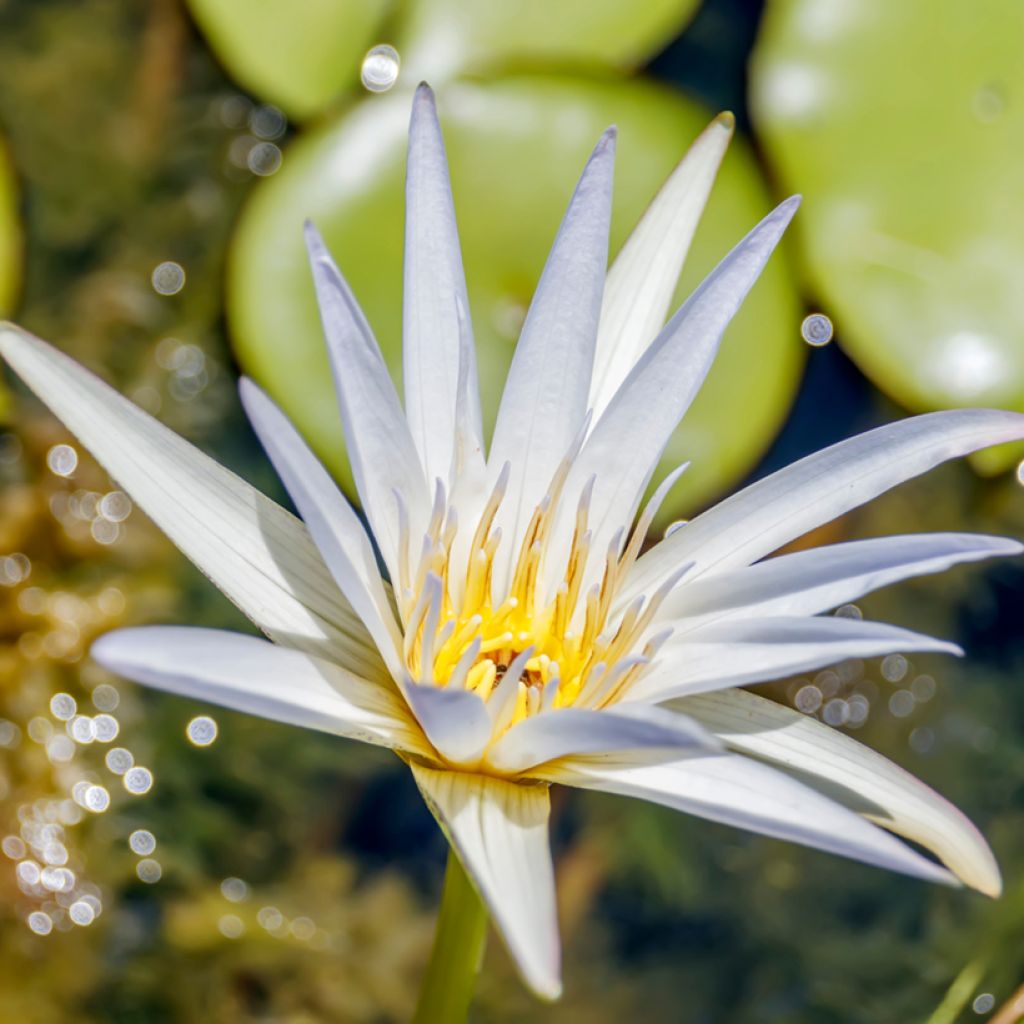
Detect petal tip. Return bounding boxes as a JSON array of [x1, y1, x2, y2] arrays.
[[517, 936, 562, 1002], [982, 874, 1003, 899], [303, 221, 340, 275], [587, 126, 617, 162], [910, 634, 964, 658], [953, 828, 1002, 898], [411, 82, 439, 126], [531, 975, 563, 1003], [715, 111, 736, 132], [303, 218, 326, 251], [89, 630, 125, 671]]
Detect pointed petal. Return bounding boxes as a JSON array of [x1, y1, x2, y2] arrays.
[[622, 409, 1024, 607], [92, 627, 429, 757], [451, 294, 486, 485], [553, 197, 799, 597], [674, 688, 1001, 896], [405, 684, 492, 767], [239, 379, 405, 678], [404, 84, 483, 485], [541, 751, 957, 887], [661, 533, 1023, 630], [488, 130, 616, 593], [589, 113, 735, 418], [305, 224, 429, 579], [487, 703, 720, 775], [411, 764, 561, 1000], [0, 324, 379, 677], [442, 296, 491, 610], [625, 616, 960, 704]]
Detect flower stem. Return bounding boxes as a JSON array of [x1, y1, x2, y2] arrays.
[[413, 849, 488, 1024]]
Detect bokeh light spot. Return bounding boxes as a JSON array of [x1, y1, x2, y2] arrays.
[[801, 313, 834, 346], [187, 716, 218, 747], [151, 261, 186, 296], [360, 44, 400, 92]]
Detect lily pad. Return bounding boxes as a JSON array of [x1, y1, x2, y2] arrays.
[[751, 0, 1024, 472], [0, 138, 19, 315], [395, 0, 701, 83], [228, 77, 803, 524], [185, 0, 392, 120]]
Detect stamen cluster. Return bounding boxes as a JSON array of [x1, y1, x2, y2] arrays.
[[395, 452, 681, 743]]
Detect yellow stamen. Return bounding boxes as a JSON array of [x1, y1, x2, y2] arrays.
[[397, 446, 676, 771], [466, 659, 497, 698]]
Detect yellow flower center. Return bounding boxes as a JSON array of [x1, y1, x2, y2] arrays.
[[395, 455, 676, 738]]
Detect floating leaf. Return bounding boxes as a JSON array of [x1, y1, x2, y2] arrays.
[[752, 0, 1024, 472], [395, 0, 701, 83], [185, 0, 393, 120], [228, 77, 802, 523], [0, 137, 19, 316]]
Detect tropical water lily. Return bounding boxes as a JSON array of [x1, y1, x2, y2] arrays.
[[1, 84, 1021, 1001]]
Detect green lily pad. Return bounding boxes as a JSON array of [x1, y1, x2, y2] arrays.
[[395, 0, 701, 83], [0, 138, 19, 315], [751, 0, 1024, 473], [186, 0, 700, 120], [228, 77, 803, 525], [185, 0, 393, 120]]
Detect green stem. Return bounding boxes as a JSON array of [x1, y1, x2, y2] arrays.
[[923, 957, 987, 1024], [413, 850, 489, 1024]]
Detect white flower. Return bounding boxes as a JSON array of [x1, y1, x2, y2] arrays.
[[2, 84, 1021, 1000]]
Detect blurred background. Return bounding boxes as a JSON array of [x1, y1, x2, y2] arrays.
[[0, 0, 1022, 1020]]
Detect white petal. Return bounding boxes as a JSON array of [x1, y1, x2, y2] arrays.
[[0, 324, 379, 677], [542, 751, 957, 887], [411, 764, 561, 1000], [589, 113, 735, 418], [404, 84, 483, 486], [661, 532, 1023, 630], [404, 684, 492, 768], [622, 408, 1024, 608], [672, 688, 1001, 896], [239, 379, 405, 679], [92, 627, 429, 757], [487, 703, 720, 775], [488, 130, 615, 594], [625, 616, 960, 704], [305, 224, 429, 580], [451, 294, 487, 485], [551, 197, 799, 597], [444, 296, 490, 609]]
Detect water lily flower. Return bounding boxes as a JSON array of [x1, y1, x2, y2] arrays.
[[2, 84, 1021, 1002]]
